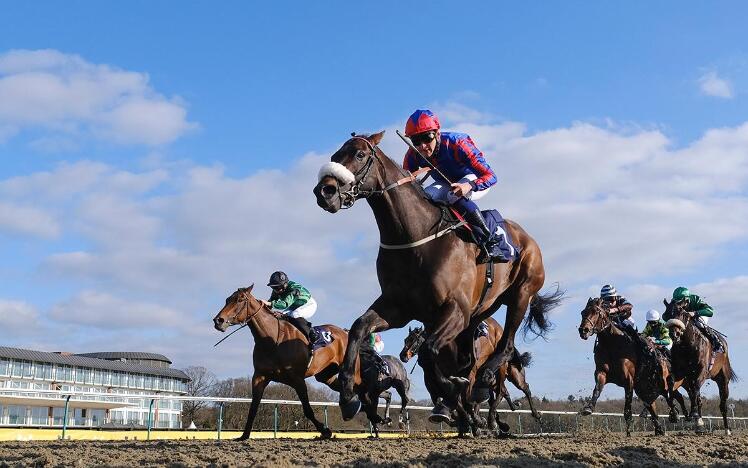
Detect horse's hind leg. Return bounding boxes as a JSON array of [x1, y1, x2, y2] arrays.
[[671, 389, 690, 421], [623, 387, 633, 437], [289, 378, 332, 439], [646, 400, 665, 436], [393, 379, 410, 429], [380, 390, 393, 425], [237, 374, 269, 441], [715, 370, 731, 435], [510, 368, 541, 422]]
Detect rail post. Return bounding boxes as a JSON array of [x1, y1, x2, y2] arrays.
[[273, 404, 279, 438], [146, 399, 155, 440], [517, 413, 522, 435], [61, 395, 71, 440], [323, 406, 328, 428], [217, 402, 224, 440]]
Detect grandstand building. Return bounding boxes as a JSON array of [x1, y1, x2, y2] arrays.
[[0, 347, 190, 429]]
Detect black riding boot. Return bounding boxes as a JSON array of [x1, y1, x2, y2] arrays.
[[463, 209, 508, 264], [695, 320, 723, 353], [288, 316, 316, 352]]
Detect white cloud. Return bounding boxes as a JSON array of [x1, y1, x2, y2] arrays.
[[49, 291, 183, 329], [0, 49, 197, 146], [0, 300, 39, 331], [698, 71, 734, 99], [0, 201, 59, 238]]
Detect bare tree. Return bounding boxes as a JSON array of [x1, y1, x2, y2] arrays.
[[182, 366, 217, 428]]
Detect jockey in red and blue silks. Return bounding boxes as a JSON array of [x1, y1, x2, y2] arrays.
[[402, 109, 507, 262]]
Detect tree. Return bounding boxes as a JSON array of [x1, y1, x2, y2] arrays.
[[182, 366, 217, 428]]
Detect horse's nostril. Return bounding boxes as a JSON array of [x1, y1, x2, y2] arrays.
[[321, 184, 337, 197]]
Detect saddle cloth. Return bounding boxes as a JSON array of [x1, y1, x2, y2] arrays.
[[474, 321, 489, 339], [311, 326, 334, 351], [448, 207, 519, 261]]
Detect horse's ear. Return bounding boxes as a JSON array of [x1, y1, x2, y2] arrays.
[[663, 298, 669, 307], [408, 326, 412, 332], [368, 130, 385, 146], [248, 283, 254, 292]]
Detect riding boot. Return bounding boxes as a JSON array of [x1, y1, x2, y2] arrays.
[[695, 320, 723, 353], [462, 208, 508, 264], [289, 316, 316, 353]]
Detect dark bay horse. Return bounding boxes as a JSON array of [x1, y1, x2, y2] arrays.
[[664, 299, 737, 434], [213, 285, 362, 440], [578, 298, 688, 435], [313, 131, 560, 426], [401, 319, 541, 436], [359, 354, 411, 437]]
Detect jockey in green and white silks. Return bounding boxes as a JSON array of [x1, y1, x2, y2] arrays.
[[640, 309, 672, 351], [265, 271, 319, 348], [664, 286, 722, 353]]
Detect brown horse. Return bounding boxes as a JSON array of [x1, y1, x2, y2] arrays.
[[664, 299, 737, 434], [400, 319, 541, 436], [578, 298, 688, 435], [313, 131, 560, 427], [212, 285, 362, 440]]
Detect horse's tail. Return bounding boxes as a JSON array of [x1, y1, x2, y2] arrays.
[[511, 350, 533, 369], [724, 353, 739, 383], [523, 284, 565, 340]]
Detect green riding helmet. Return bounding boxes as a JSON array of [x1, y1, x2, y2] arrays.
[[672, 286, 691, 301]]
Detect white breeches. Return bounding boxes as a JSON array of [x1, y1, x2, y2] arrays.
[[278, 298, 317, 319], [424, 173, 490, 205]]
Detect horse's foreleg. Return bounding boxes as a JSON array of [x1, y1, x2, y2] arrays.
[[623, 387, 633, 437], [671, 388, 689, 421], [339, 304, 390, 419], [237, 374, 269, 441], [290, 378, 332, 439], [480, 291, 532, 386], [392, 379, 409, 428], [581, 370, 607, 416], [423, 301, 467, 400]]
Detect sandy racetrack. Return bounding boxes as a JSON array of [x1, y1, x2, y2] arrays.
[[0, 433, 746, 467]]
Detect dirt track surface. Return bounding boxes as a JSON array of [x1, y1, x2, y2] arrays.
[[0, 433, 747, 467]]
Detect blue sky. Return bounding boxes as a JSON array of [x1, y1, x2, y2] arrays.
[[1, 2, 747, 404]]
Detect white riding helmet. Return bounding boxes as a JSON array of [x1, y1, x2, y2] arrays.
[[646, 309, 660, 322]]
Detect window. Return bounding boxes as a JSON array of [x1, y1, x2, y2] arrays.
[[157, 412, 169, 428], [10, 360, 22, 377], [7, 405, 26, 425], [90, 409, 105, 426], [30, 406, 49, 425], [74, 367, 84, 383], [143, 375, 153, 390], [120, 373, 129, 387], [56, 365, 73, 382], [0, 359, 9, 376], [93, 370, 103, 385], [52, 407, 70, 426], [35, 363, 53, 380], [133, 374, 143, 389]]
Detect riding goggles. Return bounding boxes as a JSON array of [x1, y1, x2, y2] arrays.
[[410, 131, 436, 146]]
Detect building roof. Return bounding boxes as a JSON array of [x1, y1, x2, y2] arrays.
[[74, 352, 172, 364], [0, 347, 189, 381]]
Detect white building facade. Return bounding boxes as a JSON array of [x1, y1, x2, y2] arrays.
[[0, 347, 190, 429]]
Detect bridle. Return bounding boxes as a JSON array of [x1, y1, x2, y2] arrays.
[[404, 328, 426, 358], [579, 301, 612, 335], [227, 289, 264, 326], [337, 136, 421, 209]]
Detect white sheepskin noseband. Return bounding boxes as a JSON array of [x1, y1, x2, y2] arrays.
[[666, 319, 686, 330], [318, 162, 355, 185]]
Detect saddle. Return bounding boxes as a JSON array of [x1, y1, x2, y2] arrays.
[[446, 207, 519, 262]]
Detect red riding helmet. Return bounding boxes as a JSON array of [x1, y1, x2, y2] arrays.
[[405, 109, 440, 137]]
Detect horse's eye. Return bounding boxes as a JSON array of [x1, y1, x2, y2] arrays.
[[355, 150, 365, 161]]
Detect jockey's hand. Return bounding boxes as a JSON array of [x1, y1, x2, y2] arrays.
[[450, 182, 472, 198], [688, 311, 696, 317], [261, 300, 271, 307]]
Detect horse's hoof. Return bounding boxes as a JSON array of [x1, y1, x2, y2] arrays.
[[655, 428, 665, 436], [428, 403, 453, 424], [340, 397, 362, 421], [579, 406, 593, 416], [234, 435, 249, 442], [696, 417, 705, 427], [383, 417, 393, 426], [726, 429, 732, 436], [669, 413, 678, 424], [498, 421, 511, 433], [472, 386, 490, 404], [319, 428, 333, 439]]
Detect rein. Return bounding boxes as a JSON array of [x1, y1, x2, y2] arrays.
[[213, 291, 266, 347]]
